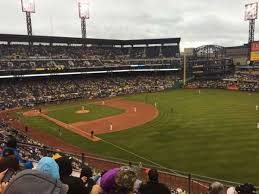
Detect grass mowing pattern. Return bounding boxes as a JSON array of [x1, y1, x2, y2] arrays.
[[15, 89, 259, 183], [101, 89, 259, 183], [18, 116, 144, 163], [47, 103, 124, 124]]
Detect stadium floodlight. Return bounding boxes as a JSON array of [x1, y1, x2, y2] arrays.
[[78, 0, 90, 19], [21, 0, 35, 13], [78, 0, 90, 39], [245, 2, 258, 21], [21, 0, 35, 40]]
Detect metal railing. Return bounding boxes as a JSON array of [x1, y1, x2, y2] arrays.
[[1, 139, 257, 194]]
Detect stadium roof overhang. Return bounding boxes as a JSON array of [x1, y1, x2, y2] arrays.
[[0, 34, 181, 46]]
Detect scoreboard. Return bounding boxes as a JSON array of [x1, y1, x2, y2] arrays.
[[250, 41, 259, 61]]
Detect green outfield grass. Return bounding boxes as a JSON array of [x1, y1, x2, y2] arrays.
[[17, 116, 143, 163], [46, 103, 124, 123], [13, 89, 259, 184]]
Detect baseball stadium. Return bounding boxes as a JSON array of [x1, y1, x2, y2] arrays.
[[0, 1, 259, 194]]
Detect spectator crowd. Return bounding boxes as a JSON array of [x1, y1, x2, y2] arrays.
[[0, 44, 180, 71], [0, 73, 179, 110], [0, 133, 188, 194], [187, 73, 259, 92], [0, 113, 257, 194], [0, 44, 258, 194], [0, 44, 179, 60], [0, 134, 257, 194]]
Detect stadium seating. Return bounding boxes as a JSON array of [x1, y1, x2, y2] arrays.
[[0, 126, 256, 194], [1, 44, 258, 194], [187, 73, 259, 92], [0, 73, 180, 110], [0, 44, 180, 71], [0, 121, 184, 194]]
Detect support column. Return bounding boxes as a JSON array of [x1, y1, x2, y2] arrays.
[[81, 18, 86, 39]]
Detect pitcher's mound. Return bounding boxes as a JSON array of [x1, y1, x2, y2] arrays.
[[76, 110, 90, 114], [23, 110, 41, 117]]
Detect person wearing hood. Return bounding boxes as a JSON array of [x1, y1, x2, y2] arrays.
[[2, 157, 68, 194], [55, 156, 91, 194], [2, 169, 68, 194], [36, 157, 60, 180], [100, 168, 120, 194]]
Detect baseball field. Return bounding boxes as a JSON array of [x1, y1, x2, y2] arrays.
[[11, 89, 259, 184]]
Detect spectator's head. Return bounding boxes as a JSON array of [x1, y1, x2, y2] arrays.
[[80, 165, 93, 183], [114, 167, 137, 194], [235, 183, 256, 194], [0, 155, 19, 172], [3, 169, 68, 194], [6, 137, 17, 149], [101, 168, 120, 194], [2, 148, 15, 158], [209, 182, 224, 194], [55, 156, 73, 178], [148, 169, 159, 183], [36, 157, 60, 180]]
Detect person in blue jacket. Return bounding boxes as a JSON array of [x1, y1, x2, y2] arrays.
[[1, 137, 20, 161]]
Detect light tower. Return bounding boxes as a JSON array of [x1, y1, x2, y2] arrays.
[[21, 0, 35, 36], [245, 2, 258, 62], [21, 0, 35, 45], [78, 0, 90, 39]]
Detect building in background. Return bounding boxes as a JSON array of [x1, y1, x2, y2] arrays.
[[225, 45, 248, 66], [183, 45, 234, 80]]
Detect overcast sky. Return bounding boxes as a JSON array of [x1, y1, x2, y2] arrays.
[[0, 0, 258, 49]]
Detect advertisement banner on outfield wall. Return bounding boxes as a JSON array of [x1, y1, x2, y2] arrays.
[[227, 85, 240, 91], [250, 41, 259, 61]]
